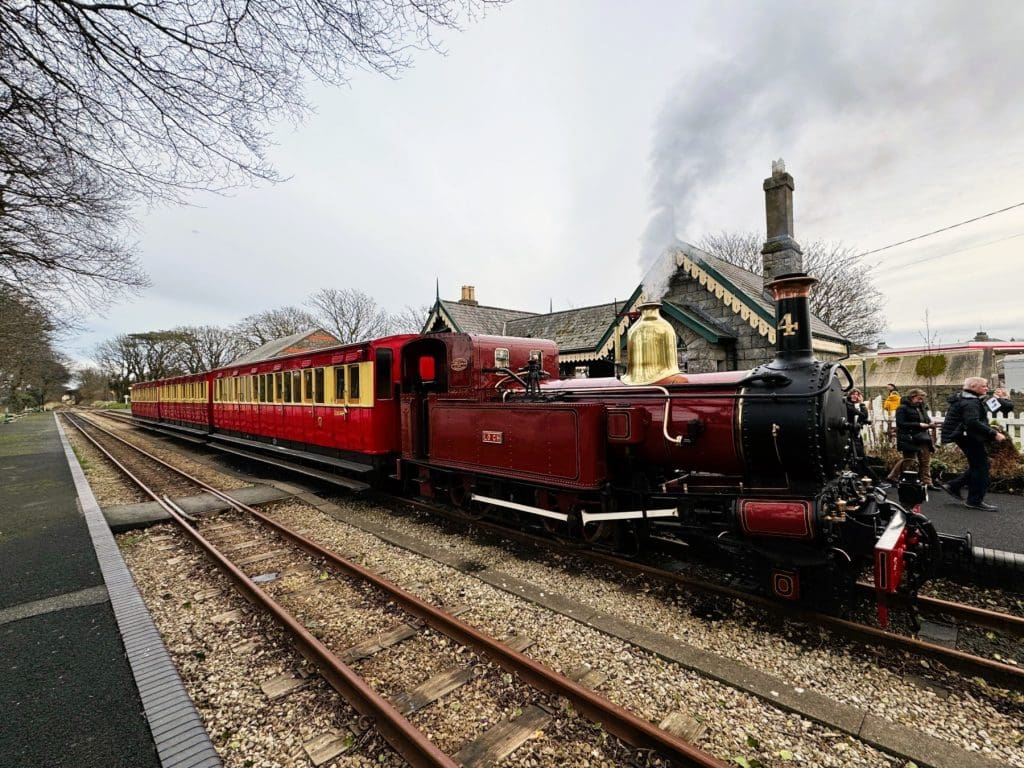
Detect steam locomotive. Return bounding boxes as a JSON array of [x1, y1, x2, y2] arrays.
[[130, 168, 941, 613]]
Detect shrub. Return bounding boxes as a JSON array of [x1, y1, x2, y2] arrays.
[[915, 354, 947, 379], [928, 440, 1024, 494]]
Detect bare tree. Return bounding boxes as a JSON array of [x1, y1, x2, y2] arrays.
[[698, 231, 887, 346], [175, 325, 245, 373], [390, 303, 433, 334], [232, 306, 319, 350], [307, 288, 391, 343], [94, 330, 188, 398], [1, 1, 497, 314], [0, 286, 69, 408], [72, 366, 113, 403]]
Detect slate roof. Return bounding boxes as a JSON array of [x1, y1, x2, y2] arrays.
[[505, 302, 624, 352], [228, 328, 340, 367], [434, 300, 537, 335]]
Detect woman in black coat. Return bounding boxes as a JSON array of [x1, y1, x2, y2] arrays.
[[887, 388, 935, 485]]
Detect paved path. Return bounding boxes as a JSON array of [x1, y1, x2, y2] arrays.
[[922, 487, 1024, 553], [0, 414, 217, 768]]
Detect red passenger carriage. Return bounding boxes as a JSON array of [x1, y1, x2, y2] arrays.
[[207, 335, 414, 476]]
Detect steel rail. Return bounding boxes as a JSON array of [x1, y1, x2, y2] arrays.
[[196, 484, 731, 767], [853, 582, 1024, 639], [390, 496, 1024, 692], [62, 413, 458, 768], [67, 412, 730, 768]]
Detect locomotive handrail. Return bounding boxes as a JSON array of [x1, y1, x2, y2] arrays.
[[536, 363, 844, 401]]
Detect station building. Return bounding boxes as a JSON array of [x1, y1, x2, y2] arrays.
[[423, 241, 849, 378]]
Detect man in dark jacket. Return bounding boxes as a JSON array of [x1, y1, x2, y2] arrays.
[[940, 377, 1007, 511]]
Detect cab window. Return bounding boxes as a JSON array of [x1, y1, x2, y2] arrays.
[[495, 348, 510, 369]]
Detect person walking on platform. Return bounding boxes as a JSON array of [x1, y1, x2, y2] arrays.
[[888, 388, 935, 486], [941, 377, 1007, 511]]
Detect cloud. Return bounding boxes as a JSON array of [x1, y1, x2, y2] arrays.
[[641, 0, 1024, 271]]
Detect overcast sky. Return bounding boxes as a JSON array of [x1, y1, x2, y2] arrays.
[[71, 0, 1024, 364]]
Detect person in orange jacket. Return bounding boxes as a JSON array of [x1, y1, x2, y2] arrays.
[[882, 383, 901, 416]]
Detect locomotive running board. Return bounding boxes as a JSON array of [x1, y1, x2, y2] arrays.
[[470, 494, 569, 522], [580, 508, 678, 524], [468, 494, 677, 525]]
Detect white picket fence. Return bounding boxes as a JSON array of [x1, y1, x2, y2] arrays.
[[862, 399, 1022, 450]]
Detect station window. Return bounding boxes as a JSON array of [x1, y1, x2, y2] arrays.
[[314, 368, 325, 404], [375, 350, 392, 400], [348, 364, 360, 402], [495, 348, 510, 369]]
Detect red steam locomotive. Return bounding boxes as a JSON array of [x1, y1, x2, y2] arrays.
[[130, 169, 940, 609]]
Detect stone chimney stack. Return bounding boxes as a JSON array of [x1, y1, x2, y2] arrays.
[[761, 158, 803, 288], [459, 285, 478, 306]]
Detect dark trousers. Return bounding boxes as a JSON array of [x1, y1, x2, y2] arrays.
[[948, 438, 990, 505]]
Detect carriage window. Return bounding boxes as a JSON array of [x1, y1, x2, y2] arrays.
[[348, 364, 360, 401], [250, 375, 258, 402], [274, 373, 283, 403], [375, 350, 392, 400], [334, 366, 345, 402], [291, 371, 301, 403], [257, 375, 265, 403], [303, 369, 314, 404], [314, 368, 325, 404], [494, 348, 510, 369], [282, 372, 292, 402]]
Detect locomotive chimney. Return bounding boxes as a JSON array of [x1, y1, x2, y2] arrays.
[[459, 285, 478, 306], [761, 159, 816, 361]]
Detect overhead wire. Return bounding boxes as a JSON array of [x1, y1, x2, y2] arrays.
[[857, 199, 1024, 258], [875, 229, 1024, 276]]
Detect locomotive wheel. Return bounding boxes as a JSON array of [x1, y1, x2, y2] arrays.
[[581, 519, 615, 545], [449, 479, 484, 519]]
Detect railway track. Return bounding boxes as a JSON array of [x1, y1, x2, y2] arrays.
[[381, 496, 1024, 693], [64, 411, 732, 767], [79, 409, 1024, 686]]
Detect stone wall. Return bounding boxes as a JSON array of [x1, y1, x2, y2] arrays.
[[663, 271, 776, 372]]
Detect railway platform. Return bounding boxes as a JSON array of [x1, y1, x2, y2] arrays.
[[923, 487, 1024, 553], [0, 413, 219, 768]]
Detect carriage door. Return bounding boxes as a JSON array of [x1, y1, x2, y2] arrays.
[[312, 366, 326, 440]]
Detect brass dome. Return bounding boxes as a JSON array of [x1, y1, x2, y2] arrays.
[[622, 302, 680, 385]]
